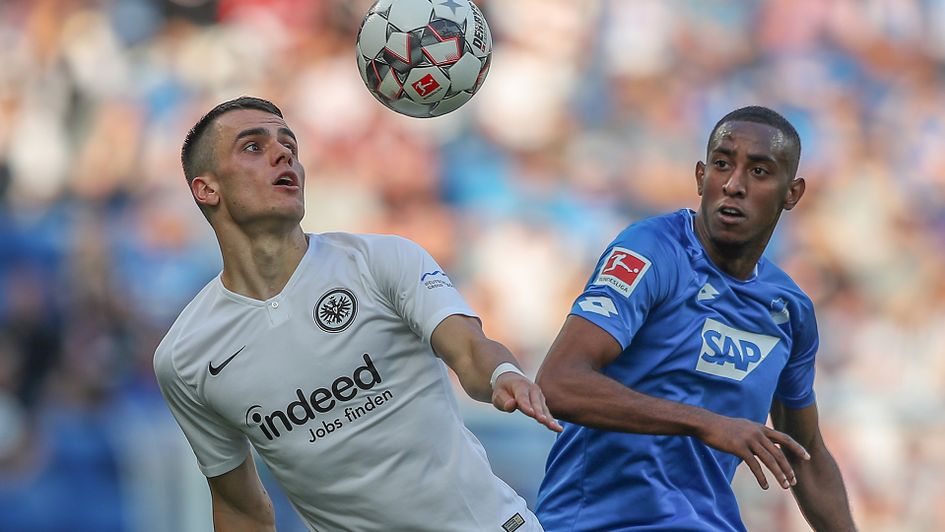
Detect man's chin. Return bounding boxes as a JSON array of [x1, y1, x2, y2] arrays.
[[708, 229, 750, 251], [695, 215, 753, 252], [238, 211, 305, 231]]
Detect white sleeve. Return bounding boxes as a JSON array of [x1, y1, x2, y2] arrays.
[[154, 344, 250, 478], [370, 236, 478, 345]]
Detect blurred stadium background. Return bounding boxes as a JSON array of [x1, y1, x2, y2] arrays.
[[1, 0, 944, 530]]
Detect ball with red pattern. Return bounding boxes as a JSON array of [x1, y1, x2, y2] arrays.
[[356, 0, 493, 118]]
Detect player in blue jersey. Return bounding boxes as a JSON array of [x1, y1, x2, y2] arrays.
[[535, 106, 856, 531]]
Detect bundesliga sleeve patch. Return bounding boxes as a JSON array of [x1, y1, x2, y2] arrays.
[[592, 247, 651, 298]]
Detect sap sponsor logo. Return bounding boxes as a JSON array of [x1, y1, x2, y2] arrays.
[[695, 318, 780, 381], [592, 247, 651, 298], [578, 296, 618, 317], [769, 297, 790, 325], [244, 353, 389, 441], [421, 270, 453, 290]]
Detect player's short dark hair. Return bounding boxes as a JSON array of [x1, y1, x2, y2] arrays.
[[180, 96, 285, 185], [707, 106, 801, 176]]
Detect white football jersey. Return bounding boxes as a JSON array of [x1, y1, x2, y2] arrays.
[[154, 233, 540, 532]]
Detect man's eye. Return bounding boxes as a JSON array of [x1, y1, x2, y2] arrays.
[[714, 160, 729, 169], [243, 142, 260, 152], [752, 167, 769, 176], [284, 143, 297, 154]]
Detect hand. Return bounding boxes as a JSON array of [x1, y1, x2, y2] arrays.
[[492, 373, 563, 432], [698, 415, 810, 490]]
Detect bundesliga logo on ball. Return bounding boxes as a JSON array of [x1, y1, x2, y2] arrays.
[[356, 0, 493, 118]]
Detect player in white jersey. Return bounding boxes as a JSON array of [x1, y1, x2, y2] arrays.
[[153, 96, 561, 531]]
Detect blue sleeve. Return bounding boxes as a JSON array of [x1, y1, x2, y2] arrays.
[[774, 299, 818, 409], [570, 225, 673, 350]]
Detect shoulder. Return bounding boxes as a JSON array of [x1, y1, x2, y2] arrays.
[[610, 210, 693, 262], [153, 324, 183, 386], [153, 278, 219, 385], [759, 260, 813, 304], [313, 232, 434, 290], [585, 211, 692, 299], [315, 232, 422, 260], [758, 259, 817, 322]]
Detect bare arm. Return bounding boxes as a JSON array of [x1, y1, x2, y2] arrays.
[[771, 400, 857, 531], [537, 315, 809, 489], [206, 452, 276, 532], [431, 314, 562, 432]]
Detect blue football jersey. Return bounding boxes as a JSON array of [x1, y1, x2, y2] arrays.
[[536, 209, 818, 532]]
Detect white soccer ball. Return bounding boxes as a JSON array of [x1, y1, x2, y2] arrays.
[[356, 0, 493, 118]]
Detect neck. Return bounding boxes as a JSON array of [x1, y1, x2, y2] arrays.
[[215, 223, 309, 300], [693, 215, 769, 281], [702, 241, 763, 280]]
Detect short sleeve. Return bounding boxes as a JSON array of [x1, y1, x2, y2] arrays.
[[774, 299, 818, 409], [369, 236, 478, 345], [570, 224, 674, 350], [154, 345, 250, 478]]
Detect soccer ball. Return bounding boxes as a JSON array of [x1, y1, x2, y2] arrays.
[[356, 0, 493, 118]]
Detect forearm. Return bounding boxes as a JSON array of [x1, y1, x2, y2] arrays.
[[460, 337, 520, 403], [212, 505, 276, 532], [790, 444, 856, 531], [537, 365, 718, 437], [208, 455, 276, 532], [430, 315, 528, 403]]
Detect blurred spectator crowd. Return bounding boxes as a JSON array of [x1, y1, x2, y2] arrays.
[[1, 0, 944, 530]]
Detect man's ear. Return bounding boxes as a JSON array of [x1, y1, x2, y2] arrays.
[[191, 174, 220, 208], [695, 161, 706, 196], [783, 176, 806, 211]]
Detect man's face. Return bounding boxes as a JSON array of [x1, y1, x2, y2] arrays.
[[197, 108, 305, 227], [694, 120, 803, 251]]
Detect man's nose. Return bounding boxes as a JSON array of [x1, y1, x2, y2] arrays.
[[272, 143, 293, 166], [722, 169, 747, 196]]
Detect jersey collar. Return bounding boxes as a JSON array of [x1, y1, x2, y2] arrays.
[[683, 209, 760, 282], [216, 234, 319, 306]]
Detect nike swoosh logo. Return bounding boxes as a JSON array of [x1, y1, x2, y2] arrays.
[[208, 346, 246, 376]]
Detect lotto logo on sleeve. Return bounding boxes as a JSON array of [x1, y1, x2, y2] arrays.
[[592, 247, 651, 297]]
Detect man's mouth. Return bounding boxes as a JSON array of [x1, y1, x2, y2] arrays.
[[273, 172, 299, 188], [717, 205, 745, 221]]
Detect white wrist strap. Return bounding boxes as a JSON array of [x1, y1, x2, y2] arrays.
[[490, 362, 527, 389]]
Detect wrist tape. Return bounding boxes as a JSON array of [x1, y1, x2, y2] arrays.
[[490, 362, 527, 389]]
